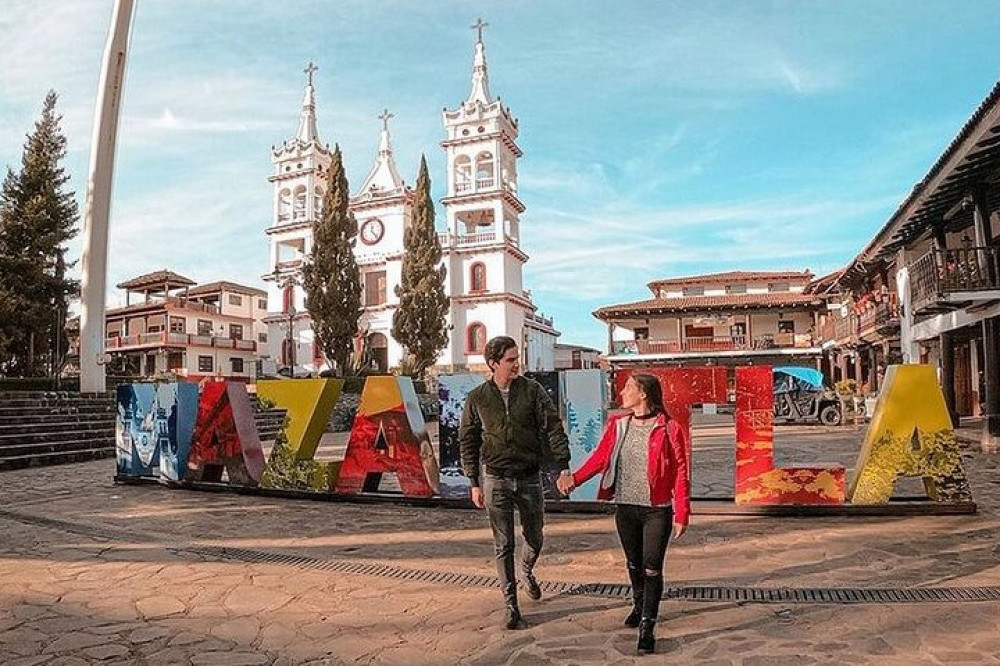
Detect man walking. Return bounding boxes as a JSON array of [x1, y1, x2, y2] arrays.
[[460, 336, 571, 629]]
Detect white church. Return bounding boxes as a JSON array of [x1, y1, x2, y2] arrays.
[[262, 22, 559, 376]]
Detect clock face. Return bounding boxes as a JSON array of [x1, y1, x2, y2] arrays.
[[360, 218, 385, 245]]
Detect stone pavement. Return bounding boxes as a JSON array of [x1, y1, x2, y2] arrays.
[[1, 423, 999, 665]]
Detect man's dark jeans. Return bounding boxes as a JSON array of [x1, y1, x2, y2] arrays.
[[483, 471, 544, 603]]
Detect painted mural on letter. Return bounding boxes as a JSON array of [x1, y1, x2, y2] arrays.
[[734, 366, 845, 505], [559, 369, 607, 500], [849, 364, 972, 504], [186, 381, 266, 486], [116, 383, 159, 477], [155, 382, 199, 482], [437, 373, 486, 499], [335, 376, 440, 497]]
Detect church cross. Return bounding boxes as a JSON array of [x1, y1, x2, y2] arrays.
[[471, 17, 488, 43], [378, 108, 394, 131], [304, 61, 318, 86]]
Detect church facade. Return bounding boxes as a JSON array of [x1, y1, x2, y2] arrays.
[[262, 24, 558, 376]]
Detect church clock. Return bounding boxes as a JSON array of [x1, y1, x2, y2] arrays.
[[360, 218, 385, 245]]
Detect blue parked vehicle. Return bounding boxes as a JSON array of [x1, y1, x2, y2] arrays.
[[772, 366, 843, 426]]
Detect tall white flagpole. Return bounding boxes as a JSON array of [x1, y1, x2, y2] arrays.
[[79, 0, 135, 392]]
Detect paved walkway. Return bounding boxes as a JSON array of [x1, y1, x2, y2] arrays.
[[1, 424, 999, 665]]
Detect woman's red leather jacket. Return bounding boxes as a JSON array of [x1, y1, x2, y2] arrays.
[[571, 412, 690, 525]]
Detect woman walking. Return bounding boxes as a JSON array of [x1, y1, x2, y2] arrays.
[[557, 373, 690, 655]]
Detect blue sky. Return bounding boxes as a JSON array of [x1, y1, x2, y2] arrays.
[[1, 1, 999, 352]]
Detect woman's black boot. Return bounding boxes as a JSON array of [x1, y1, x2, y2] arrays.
[[637, 618, 656, 654]]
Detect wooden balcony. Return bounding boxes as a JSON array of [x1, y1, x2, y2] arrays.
[[106, 332, 257, 353], [832, 313, 857, 344], [858, 297, 900, 339], [909, 246, 1000, 315], [612, 334, 815, 356]]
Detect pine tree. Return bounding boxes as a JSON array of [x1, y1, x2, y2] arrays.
[[392, 155, 449, 378], [0, 91, 79, 377], [301, 145, 362, 376]]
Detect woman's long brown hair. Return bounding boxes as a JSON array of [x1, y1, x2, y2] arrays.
[[629, 373, 670, 419]]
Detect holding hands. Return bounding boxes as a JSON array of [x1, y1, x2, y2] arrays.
[[556, 472, 576, 496]]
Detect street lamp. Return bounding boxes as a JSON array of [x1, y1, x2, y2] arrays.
[[272, 267, 301, 379], [286, 304, 297, 379]]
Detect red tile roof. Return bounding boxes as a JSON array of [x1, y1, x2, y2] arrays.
[[647, 270, 813, 291], [187, 281, 267, 297], [117, 269, 196, 291], [594, 292, 823, 319]]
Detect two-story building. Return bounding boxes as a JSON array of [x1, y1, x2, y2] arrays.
[[824, 80, 1000, 447], [596, 270, 826, 372], [102, 270, 266, 382]]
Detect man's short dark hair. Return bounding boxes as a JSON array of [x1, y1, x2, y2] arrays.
[[484, 335, 518, 369]]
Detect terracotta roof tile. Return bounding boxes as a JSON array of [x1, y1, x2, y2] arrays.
[[647, 270, 813, 291], [594, 292, 822, 319], [187, 281, 267, 297], [116, 269, 196, 290]]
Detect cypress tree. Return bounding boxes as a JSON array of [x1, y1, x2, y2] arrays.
[[0, 91, 79, 377], [392, 155, 449, 378], [302, 145, 361, 376]]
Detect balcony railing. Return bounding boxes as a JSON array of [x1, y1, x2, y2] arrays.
[[106, 332, 257, 353], [437, 231, 519, 248], [611, 334, 814, 355], [910, 246, 1000, 314], [832, 313, 857, 342], [858, 296, 900, 336], [476, 177, 495, 190]]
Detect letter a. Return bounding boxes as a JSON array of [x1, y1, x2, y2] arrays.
[[849, 364, 972, 504], [335, 376, 439, 497]]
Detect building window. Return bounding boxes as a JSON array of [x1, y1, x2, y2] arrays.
[[466, 323, 487, 354], [198, 356, 213, 373], [283, 286, 295, 313], [769, 282, 791, 292], [634, 327, 649, 340], [682, 286, 704, 296], [197, 319, 213, 336], [470, 262, 487, 292], [778, 320, 795, 334], [147, 325, 163, 333], [726, 284, 747, 294], [454, 155, 472, 192], [257, 298, 267, 310], [169, 317, 186, 334], [228, 293, 243, 306], [228, 324, 244, 340], [258, 332, 267, 343], [365, 271, 387, 306], [230, 357, 244, 374], [167, 353, 183, 370]]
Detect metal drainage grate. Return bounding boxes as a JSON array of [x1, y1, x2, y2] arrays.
[[191, 544, 1000, 605], [5, 509, 1000, 605]]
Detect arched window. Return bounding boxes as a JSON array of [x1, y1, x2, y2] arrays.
[[470, 262, 486, 292], [293, 186, 307, 219], [278, 189, 291, 221], [466, 323, 487, 354], [475, 151, 494, 189], [454, 155, 472, 193], [314, 187, 324, 217], [367, 333, 389, 374]]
